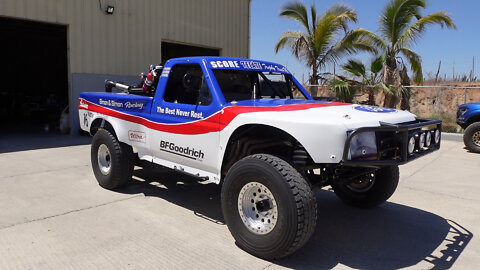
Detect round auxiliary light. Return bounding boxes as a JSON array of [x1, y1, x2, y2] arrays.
[[434, 129, 441, 144], [425, 131, 432, 147], [408, 137, 416, 155], [418, 133, 425, 149]]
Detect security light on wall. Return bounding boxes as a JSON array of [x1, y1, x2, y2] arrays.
[[106, 5, 114, 15]]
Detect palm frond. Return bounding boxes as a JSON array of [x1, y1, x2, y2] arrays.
[[380, 0, 426, 44], [396, 11, 457, 49], [280, 2, 311, 34], [381, 83, 396, 95], [322, 4, 357, 32], [349, 40, 379, 54], [313, 14, 338, 58], [350, 28, 388, 51], [319, 30, 378, 67], [342, 59, 366, 77], [399, 47, 423, 83], [370, 56, 384, 74], [275, 31, 314, 66], [274, 30, 304, 53], [310, 3, 317, 34], [312, 5, 358, 56], [328, 79, 357, 103]]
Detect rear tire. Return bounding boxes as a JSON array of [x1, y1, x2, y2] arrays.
[[463, 122, 480, 153], [91, 129, 134, 189], [332, 166, 399, 208], [221, 154, 317, 259]]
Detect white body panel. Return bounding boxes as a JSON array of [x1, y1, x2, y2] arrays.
[[80, 104, 417, 184], [218, 105, 416, 165], [80, 107, 222, 182]]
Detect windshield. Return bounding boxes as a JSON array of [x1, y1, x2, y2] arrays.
[[212, 70, 307, 103]]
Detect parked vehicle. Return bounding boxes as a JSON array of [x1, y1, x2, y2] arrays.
[[79, 57, 442, 259], [457, 102, 480, 153]]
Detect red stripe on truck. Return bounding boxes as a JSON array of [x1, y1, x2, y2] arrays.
[[79, 98, 349, 135]]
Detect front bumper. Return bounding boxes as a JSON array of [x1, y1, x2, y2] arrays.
[[342, 118, 442, 167]]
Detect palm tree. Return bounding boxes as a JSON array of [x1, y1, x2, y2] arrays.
[[356, 0, 456, 108], [330, 57, 384, 104], [275, 2, 375, 91]]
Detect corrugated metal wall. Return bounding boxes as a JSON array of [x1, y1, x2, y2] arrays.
[[0, 0, 250, 76]]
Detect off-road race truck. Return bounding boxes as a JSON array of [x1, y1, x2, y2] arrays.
[[79, 56, 442, 259], [457, 102, 480, 153]]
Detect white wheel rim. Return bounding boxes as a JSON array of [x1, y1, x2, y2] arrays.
[[238, 182, 278, 235], [472, 131, 480, 147], [97, 144, 111, 175]]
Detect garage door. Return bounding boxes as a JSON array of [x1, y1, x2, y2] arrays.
[[0, 17, 68, 133]]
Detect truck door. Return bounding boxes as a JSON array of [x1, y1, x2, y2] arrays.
[[149, 63, 221, 177]]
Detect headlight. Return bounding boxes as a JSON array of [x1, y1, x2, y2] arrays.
[[425, 131, 432, 147], [349, 131, 377, 160], [459, 107, 468, 118], [418, 132, 425, 148], [434, 129, 441, 144], [408, 137, 416, 155]]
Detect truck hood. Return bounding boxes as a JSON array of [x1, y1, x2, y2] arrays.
[[298, 104, 416, 130], [228, 100, 416, 130], [225, 101, 417, 164]]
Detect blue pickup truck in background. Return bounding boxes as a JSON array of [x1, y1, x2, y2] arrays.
[[457, 102, 480, 153]]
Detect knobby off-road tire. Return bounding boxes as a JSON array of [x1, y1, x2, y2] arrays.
[[221, 154, 317, 259], [463, 122, 480, 153], [91, 129, 134, 189], [332, 166, 399, 208]]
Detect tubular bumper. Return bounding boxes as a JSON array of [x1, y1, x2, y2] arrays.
[[342, 118, 442, 167]]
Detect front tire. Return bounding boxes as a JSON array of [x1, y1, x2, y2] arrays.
[[463, 122, 480, 153], [332, 166, 399, 208], [221, 154, 317, 259], [91, 129, 134, 189]]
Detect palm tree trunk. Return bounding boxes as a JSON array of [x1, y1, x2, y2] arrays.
[[309, 63, 319, 97], [368, 89, 375, 105], [383, 48, 400, 108], [400, 67, 411, 111]]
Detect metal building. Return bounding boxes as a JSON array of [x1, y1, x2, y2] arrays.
[[0, 0, 250, 134]]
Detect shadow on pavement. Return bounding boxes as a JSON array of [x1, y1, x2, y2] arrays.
[[120, 166, 224, 224], [0, 128, 91, 153], [118, 167, 472, 269], [276, 189, 473, 270], [463, 146, 480, 155]]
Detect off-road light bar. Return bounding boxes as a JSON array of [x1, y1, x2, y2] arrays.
[[425, 131, 432, 147], [434, 129, 441, 144], [408, 136, 416, 155], [342, 118, 441, 165], [418, 132, 425, 149]]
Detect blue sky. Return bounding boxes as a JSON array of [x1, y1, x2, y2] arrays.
[[250, 0, 478, 83]]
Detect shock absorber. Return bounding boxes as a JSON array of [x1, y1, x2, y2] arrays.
[[292, 141, 309, 167]]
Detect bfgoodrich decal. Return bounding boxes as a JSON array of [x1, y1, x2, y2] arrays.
[[160, 141, 204, 161]]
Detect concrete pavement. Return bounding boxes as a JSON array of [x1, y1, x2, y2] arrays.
[[0, 137, 478, 269]]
